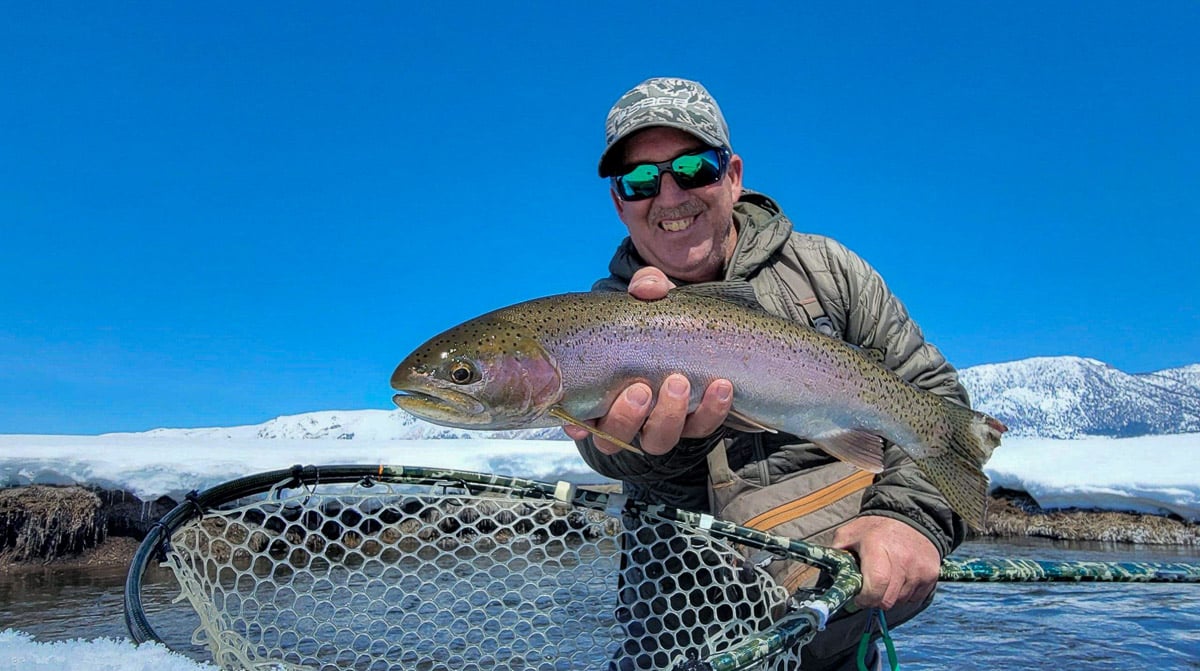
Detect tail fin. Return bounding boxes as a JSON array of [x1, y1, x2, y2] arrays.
[[915, 452, 991, 531], [948, 404, 1007, 466], [916, 404, 1008, 531]]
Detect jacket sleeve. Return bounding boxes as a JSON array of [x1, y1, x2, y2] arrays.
[[574, 432, 725, 509], [816, 237, 972, 557]]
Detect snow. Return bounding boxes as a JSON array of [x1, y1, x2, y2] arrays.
[[1, 431, 1197, 669], [986, 434, 1200, 519], [0, 630, 219, 671], [1, 432, 1196, 519], [0, 435, 603, 502]]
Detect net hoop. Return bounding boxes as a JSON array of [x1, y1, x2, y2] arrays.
[[938, 556, 1200, 582], [125, 464, 863, 671]]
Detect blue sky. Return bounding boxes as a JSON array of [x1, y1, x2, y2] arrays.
[[3, 3, 1197, 434]]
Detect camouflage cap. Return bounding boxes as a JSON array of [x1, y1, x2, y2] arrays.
[[598, 77, 732, 177]]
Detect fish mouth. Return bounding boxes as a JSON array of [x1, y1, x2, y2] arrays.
[[391, 387, 491, 427]]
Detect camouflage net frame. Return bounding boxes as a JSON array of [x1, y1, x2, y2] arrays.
[[938, 557, 1200, 583], [125, 465, 862, 671]]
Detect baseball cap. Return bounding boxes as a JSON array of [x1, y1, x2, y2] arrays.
[[598, 77, 732, 177]]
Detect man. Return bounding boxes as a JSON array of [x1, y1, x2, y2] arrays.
[[564, 77, 972, 670]]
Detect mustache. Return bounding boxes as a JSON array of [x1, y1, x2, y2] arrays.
[[649, 200, 705, 223]]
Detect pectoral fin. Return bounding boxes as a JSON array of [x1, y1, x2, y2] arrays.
[[549, 406, 644, 455], [723, 407, 780, 434], [810, 429, 886, 473]]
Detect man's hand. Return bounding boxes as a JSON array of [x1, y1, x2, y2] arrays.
[[562, 267, 734, 455], [831, 516, 941, 610], [626, 265, 676, 301]]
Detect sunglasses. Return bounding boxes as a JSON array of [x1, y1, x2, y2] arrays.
[[611, 147, 731, 202]]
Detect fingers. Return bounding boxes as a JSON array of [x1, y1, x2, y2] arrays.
[[903, 557, 940, 605], [639, 376, 690, 455], [628, 267, 675, 301], [864, 565, 936, 611], [832, 517, 941, 611], [563, 376, 733, 456], [682, 379, 733, 439], [865, 563, 910, 611], [857, 559, 891, 610], [582, 266, 680, 452], [830, 527, 891, 609], [562, 424, 591, 441], [590, 383, 653, 455]]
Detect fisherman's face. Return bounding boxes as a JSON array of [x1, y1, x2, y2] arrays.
[[611, 127, 743, 283]]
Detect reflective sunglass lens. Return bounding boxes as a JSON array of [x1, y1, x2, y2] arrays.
[[671, 153, 708, 179], [626, 163, 660, 183], [673, 152, 723, 188], [615, 164, 657, 201], [613, 148, 727, 201]]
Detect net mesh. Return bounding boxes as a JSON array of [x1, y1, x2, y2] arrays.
[[162, 479, 806, 670]]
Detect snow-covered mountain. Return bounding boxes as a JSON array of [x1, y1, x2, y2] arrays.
[[961, 357, 1200, 438], [117, 357, 1200, 441], [119, 409, 570, 441], [1137, 363, 1200, 399]]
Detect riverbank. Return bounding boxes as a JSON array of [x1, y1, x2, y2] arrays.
[[1, 484, 1196, 570], [982, 488, 1199, 545]]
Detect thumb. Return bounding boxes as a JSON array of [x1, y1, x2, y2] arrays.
[[629, 267, 674, 300]]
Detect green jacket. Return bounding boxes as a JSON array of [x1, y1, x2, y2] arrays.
[[575, 190, 971, 557]]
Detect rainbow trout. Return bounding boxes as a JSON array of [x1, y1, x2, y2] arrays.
[[391, 284, 1006, 529]]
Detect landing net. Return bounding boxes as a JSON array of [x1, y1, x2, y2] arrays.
[[125, 465, 861, 671]]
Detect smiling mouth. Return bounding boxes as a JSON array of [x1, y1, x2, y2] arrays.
[[659, 216, 694, 232]]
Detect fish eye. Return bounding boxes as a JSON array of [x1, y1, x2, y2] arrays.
[[447, 361, 478, 385]]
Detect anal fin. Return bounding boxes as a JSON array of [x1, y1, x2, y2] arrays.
[[811, 429, 886, 473]]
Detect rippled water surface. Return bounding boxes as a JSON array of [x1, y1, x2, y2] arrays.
[[2, 538, 1197, 669], [906, 538, 1200, 670]]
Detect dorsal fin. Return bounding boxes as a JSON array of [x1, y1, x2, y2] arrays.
[[671, 281, 764, 311], [848, 344, 886, 365]]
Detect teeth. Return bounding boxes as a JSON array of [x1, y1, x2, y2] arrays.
[[660, 218, 691, 232]]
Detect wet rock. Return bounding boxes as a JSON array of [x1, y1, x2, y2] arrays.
[[94, 488, 177, 538], [0, 486, 106, 562], [0, 486, 180, 565]]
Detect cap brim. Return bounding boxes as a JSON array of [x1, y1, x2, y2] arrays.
[[597, 122, 727, 177]]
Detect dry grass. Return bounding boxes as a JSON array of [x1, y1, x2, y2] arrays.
[[980, 491, 1199, 545]]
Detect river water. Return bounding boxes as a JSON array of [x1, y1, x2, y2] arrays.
[[1, 538, 1197, 670]]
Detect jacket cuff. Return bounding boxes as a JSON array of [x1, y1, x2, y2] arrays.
[[573, 428, 726, 485], [854, 508, 954, 559]]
